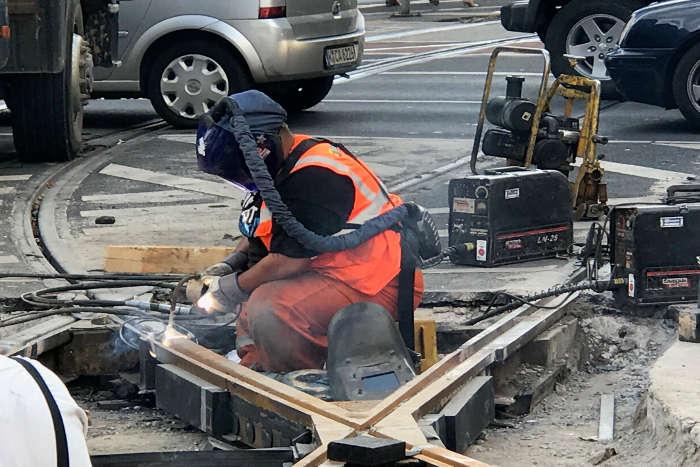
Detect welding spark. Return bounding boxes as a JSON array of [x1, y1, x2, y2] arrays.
[[197, 293, 216, 314], [162, 326, 188, 348]]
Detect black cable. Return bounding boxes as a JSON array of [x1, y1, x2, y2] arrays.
[[465, 279, 625, 325], [171, 274, 198, 316], [0, 307, 146, 328], [0, 305, 208, 329], [22, 281, 177, 309], [0, 273, 186, 281]]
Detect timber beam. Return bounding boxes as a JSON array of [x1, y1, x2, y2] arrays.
[[147, 291, 579, 466]]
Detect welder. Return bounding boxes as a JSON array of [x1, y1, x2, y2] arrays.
[[193, 90, 424, 373]]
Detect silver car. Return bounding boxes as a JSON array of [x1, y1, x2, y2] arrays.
[[94, 0, 365, 127]]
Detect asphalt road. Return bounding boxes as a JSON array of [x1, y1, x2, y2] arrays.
[[0, 9, 698, 298]]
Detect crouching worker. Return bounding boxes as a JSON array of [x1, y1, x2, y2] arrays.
[[193, 90, 423, 373]]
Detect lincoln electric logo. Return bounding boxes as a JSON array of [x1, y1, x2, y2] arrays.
[[332, 0, 342, 16]]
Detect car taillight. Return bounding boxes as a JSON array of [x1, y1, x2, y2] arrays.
[[259, 0, 286, 19]]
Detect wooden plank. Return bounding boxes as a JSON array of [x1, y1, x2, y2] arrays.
[[598, 394, 615, 442], [332, 400, 380, 417], [104, 245, 234, 274], [414, 445, 492, 467], [405, 293, 579, 419], [415, 319, 439, 372], [154, 338, 359, 428], [359, 300, 537, 429]]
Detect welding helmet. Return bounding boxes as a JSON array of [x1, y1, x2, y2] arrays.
[[196, 90, 288, 191]]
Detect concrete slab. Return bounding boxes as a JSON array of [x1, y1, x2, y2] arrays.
[[640, 340, 700, 465]]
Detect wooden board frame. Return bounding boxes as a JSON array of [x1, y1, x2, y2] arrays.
[[105, 244, 580, 465], [149, 292, 579, 466]]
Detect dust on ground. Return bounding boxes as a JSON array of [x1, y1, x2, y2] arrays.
[[466, 293, 677, 467], [69, 379, 207, 455]]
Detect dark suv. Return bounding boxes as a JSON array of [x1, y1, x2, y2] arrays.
[[501, 0, 657, 97]]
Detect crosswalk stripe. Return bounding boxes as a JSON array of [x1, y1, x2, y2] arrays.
[[0, 175, 32, 182], [0, 187, 15, 195], [99, 164, 243, 200], [80, 202, 238, 220], [0, 255, 20, 264], [81, 189, 212, 205]]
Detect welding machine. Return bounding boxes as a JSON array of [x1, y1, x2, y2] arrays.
[[610, 186, 700, 306], [469, 47, 609, 220], [448, 167, 573, 266]]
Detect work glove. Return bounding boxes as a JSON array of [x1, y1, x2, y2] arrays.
[[202, 251, 249, 277], [194, 272, 250, 315]]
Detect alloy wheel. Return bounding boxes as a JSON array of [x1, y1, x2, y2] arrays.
[[160, 54, 230, 120], [688, 60, 700, 113], [565, 14, 626, 80]]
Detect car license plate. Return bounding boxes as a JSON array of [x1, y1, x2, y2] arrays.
[[325, 44, 358, 68]]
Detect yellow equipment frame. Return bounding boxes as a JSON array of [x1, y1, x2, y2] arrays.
[[470, 47, 608, 220]]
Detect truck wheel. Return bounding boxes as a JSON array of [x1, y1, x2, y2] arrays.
[[672, 43, 700, 129], [544, 0, 641, 99], [10, 1, 90, 162], [147, 40, 251, 128], [268, 76, 335, 112]]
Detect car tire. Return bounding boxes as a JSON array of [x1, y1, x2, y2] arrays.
[[268, 76, 335, 112], [146, 40, 251, 128], [672, 43, 700, 129], [544, 0, 642, 99], [10, 0, 88, 162]]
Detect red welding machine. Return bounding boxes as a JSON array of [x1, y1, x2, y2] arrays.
[[611, 185, 700, 306], [448, 167, 573, 266]]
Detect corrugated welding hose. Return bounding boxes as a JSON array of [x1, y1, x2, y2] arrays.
[[216, 97, 412, 254]]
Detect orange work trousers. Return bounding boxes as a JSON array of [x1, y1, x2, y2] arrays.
[[236, 271, 424, 373]]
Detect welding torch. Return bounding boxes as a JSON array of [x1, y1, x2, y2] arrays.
[[124, 300, 193, 315]]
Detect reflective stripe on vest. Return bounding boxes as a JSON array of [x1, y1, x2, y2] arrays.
[[252, 136, 403, 295], [253, 137, 397, 248]]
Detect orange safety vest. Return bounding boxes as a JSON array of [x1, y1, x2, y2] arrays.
[[253, 135, 403, 296]]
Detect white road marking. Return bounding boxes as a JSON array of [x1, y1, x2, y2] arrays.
[[81, 189, 212, 205], [80, 202, 237, 220], [367, 43, 466, 52], [609, 140, 700, 145], [338, 36, 537, 83], [364, 52, 413, 56], [654, 142, 700, 150], [0, 101, 7, 112], [428, 207, 450, 215], [0, 255, 19, 264], [323, 99, 481, 104], [158, 134, 196, 144], [590, 160, 694, 181], [428, 196, 662, 218], [366, 21, 500, 42], [0, 175, 32, 182], [381, 71, 545, 76], [0, 187, 16, 195], [99, 164, 243, 200]]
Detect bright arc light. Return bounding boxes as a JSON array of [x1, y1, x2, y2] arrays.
[[162, 326, 188, 347], [197, 293, 216, 313]]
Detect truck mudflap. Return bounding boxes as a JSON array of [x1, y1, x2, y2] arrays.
[[4, 0, 69, 73], [2, 0, 119, 74]]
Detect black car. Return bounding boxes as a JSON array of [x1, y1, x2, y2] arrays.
[[605, 0, 700, 127]]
